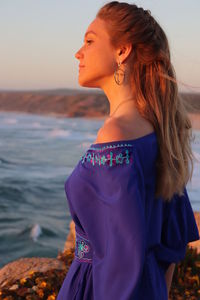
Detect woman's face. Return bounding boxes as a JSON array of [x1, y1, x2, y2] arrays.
[[75, 18, 116, 88]]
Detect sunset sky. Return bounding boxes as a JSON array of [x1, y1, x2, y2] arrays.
[[0, 0, 199, 93]]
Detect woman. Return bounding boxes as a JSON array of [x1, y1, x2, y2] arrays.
[[57, 2, 199, 299]]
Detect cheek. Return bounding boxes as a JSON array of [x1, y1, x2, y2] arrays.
[[101, 43, 116, 71], [90, 45, 115, 73]]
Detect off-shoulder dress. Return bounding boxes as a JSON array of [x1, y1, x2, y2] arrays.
[[57, 131, 199, 300]]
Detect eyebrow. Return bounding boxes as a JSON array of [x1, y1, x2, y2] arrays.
[[84, 30, 97, 39]]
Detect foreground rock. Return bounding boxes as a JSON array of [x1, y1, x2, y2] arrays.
[[0, 257, 66, 289], [0, 253, 74, 299], [3, 210, 197, 287], [0, 212, 199, 299], [188, 212, 200, 253]]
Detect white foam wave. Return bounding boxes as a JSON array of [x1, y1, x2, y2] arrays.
[[3, 118, 18, 124], [30, 223, 42, 242], [32, 122, 42, 128], [71, 121, 78, 128], [48, 129, 71, 138]]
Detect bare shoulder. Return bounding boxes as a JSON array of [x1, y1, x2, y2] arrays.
[[94, 115, 154, 144], [96, 118, 125, 143]]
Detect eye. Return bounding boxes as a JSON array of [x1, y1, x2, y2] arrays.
[[86, 40, 92, 45]]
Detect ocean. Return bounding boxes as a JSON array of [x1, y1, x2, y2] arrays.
[[0, 111, 200, 269]]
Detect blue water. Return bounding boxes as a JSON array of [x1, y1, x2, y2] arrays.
[[0, 111, 200, 269]]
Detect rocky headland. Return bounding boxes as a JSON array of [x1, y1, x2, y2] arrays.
[[0, 89, 200, 129]]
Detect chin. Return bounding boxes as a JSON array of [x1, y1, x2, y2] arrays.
[[78, 77, 100, 88]]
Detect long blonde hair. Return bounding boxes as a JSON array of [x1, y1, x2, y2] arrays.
[[97, 1, 197, 202]]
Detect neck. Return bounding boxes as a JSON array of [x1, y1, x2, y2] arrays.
[[101, 78, 137, 117]]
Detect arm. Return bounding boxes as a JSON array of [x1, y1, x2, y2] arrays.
[[80, 146, 146, 299], [155, 187, 199, 298], [165, 263, 175, 298]]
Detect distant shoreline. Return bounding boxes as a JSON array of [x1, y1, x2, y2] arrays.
[[0, 90, 200, 129]]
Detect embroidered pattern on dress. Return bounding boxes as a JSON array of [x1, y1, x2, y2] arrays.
[[75, 232, 93, 263], [80, 148, 133, 166], [89, 143, 133, 152]]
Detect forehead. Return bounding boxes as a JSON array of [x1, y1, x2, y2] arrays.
[[84, 18, 109, 39]]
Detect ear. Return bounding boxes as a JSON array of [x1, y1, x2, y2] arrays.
[[116, 43, 132, 64]]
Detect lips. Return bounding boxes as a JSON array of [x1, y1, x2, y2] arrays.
[[79, 65, 85, 73]]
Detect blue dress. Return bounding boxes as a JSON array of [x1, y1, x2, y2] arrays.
[[57, 132, 199, 300]]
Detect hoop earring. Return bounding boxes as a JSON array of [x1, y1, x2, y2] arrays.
[[114, 62, 125, 85]]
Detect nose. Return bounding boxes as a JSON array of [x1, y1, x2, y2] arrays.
[[75, 47, 83, 60]]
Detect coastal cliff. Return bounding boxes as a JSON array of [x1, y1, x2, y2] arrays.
[[0, 89, 109, 118], [0, 90, 200, 127]]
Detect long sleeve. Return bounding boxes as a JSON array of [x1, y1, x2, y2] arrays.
[[77, 147, 146, 300], [154, 187, 200, 272]]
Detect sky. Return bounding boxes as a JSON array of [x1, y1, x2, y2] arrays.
[[0, 0, 200, 93]]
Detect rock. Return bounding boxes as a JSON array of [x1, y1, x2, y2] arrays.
[[63, 220, 75, 251], [0, 257, 66, 289], [0, 212, 199, 290], [188, 212, 200, 253]]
